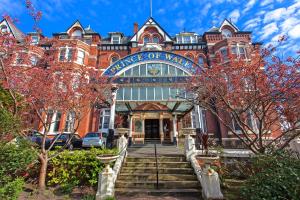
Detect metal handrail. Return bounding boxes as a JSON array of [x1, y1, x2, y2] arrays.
[[154, 143, 159, 189]]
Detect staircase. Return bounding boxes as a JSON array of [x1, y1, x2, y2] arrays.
[[115, 145, 202, 198]]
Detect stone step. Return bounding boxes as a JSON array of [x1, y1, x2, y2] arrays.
[[126, 156, 186, 162], [123, 161, 191, 168], [118, 173, 198, 181], [120, 167, 194, 174], [115, 188, 202, 198], [115, 180, 201, 189]]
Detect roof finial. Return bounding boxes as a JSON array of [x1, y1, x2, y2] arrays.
[[150, 0, 153, 17]]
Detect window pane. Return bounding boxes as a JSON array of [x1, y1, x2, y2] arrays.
[[198, 57, 204, 65], [124, 87, 131, 100], [162, 64, 168, 75], [163, 87, 169, 100], [155, 87, 162, 100], [140, 87, 146, 100], [132, 66, 139, 76], [140, 64, 146, 76], [124, 68, 132, 76], [132, 87, 139, 100], [177, 68, 184, 76], [170, 88, 177, 99], [103, 116, 109, 128], [147, 87, 154, 100], [169, 66, 176, 75], [153, 36, 159, 43], [117, 88, 124, 100]]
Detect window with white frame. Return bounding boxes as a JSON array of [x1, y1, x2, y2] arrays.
[[99, 109, 110, 130], [222, 29, 232, 38], [71, 30, 82, 38], [231, 44, 247, 59], [77, 50, 85, 64], [59, 47, 73, 62], [220, 48, 228, 61], [1, 25, 8, 33], [246, 110, 258, 132], [112, 36, 121, 44], [143, 36, 150, 44], [232, 116, 242, 131], [31, 36, 39, 45], [176, 35, 197, 44], [153, 36, 159, 43], [30, 56, 38, 66], [48, 111, 62, 133], [64, 111, 75, 132]]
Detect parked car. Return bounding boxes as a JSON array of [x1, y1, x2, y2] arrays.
[[49, 133, 82, 150], [82, 132, 106, 148], [26, 130, 51, 146]]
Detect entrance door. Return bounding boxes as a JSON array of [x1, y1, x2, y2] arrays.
[[163, 119, 171, 141], [145, 119, 160, 139]]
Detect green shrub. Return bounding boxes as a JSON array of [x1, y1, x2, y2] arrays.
[[0, 139, 37, 200], [48, 148, 118, 188], [0, 177, 24, 200], [240, 150, 300, 200]]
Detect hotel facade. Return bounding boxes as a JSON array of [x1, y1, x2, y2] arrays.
[[1, 17, 263, 145]]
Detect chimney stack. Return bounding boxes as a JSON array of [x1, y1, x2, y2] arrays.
[[134, 22, 138, 34]]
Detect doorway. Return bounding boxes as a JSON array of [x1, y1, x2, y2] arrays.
[[145, 119, 160, 139]]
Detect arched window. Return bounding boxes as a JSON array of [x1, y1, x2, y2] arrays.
[[111, 56, 119, 64], [71, 29, 82, 37], [153, 36, 159, 43], [198, 56, 204, 66], [222, 29, 232, 38], [143, 36, 150, 44]]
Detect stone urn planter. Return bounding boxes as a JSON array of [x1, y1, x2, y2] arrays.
[[115, 128, 129, 137], [96, 154, 120, 171], [196, 154, 220, 168]]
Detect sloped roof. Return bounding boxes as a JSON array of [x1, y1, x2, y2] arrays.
[[0, 18, 24, 41], [130, 17, 173, 42]]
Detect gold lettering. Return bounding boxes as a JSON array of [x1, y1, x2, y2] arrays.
[[165, 53, 172, 60], [172, 56, 178, 63], [148, 53, 155, 59], [178, 58, 183, 64], [155, 52, 161, 59], [137, 54, 143, 61]]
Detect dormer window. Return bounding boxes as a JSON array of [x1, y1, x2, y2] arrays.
[[222, 29, 232, 38], [143, 36, 150, 44], [176, 34, 198, 44], [1, 25, 8, 33], [153, 36, 159, 43], [112, 36, 121, 44], [71, 29, 82, 38], [31, 36, 39, 45]]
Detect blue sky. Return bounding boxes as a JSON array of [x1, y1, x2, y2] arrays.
[[1, 0, 300, 53]]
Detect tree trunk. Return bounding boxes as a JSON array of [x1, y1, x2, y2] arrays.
[[38, 153, 48, 191]]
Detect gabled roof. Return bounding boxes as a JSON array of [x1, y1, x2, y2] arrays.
[[0, 18, 24, 41], [220, 19, 239, 32], [66, 19, 85, 34], [130, 17, 173, 42]]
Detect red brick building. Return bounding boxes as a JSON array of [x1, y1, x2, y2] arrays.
[[1, 17, 264, 145]]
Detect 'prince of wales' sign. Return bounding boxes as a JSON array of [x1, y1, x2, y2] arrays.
[[103, 51, 201, 76]]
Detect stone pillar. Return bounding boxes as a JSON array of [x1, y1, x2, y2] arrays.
[[96, 165, 115, 200], [128, 113, 133, 146], [172, 114, 178, 145], [107, 85, 118, 149], [159, 116, 164, 143]]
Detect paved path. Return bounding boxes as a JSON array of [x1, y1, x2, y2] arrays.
[[127, 144, 184, 157], [117, 194, 200, 200]]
